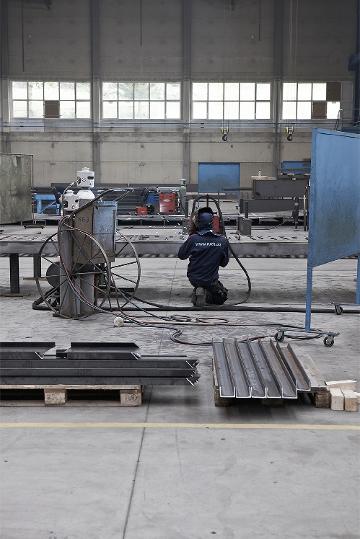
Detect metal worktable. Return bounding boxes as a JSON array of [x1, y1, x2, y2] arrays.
[[0, 225, 308, 294]]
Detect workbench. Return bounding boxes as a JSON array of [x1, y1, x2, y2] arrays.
[[0, 225, 308, 294]]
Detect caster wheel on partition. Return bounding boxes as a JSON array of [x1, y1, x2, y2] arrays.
[[275, 330, 285, 343], [334, 304, 343, 316]]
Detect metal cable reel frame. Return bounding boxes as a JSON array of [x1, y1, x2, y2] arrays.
[[35, 226, 113, 319], [111, 233, 142, 308]]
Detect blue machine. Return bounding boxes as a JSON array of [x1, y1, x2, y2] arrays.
[[305, 129, 360, 330], [198, 163, 240, 193], [34, 193, 61, 215], [280, 160, 311, 175]]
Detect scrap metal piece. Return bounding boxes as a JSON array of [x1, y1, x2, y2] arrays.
[[236, 341, 265, 398], [0, 342, 55, 360], [66, 342, 140, 360], [213, 341, 235, 398], [223, 339, 250, 398], [248, 341, 281, 398], [260, 340, 297, 398], [276, 343, 311, 391]]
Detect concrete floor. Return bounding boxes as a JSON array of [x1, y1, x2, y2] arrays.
[[0, 252, 359, 539]]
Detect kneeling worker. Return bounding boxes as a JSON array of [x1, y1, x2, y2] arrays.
[[178, 210, 229, 306]]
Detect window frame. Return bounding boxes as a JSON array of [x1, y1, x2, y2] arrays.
[[10, 80, 92, 120], [101, 81, 182, 121], [191, 81, 272, 122], [281, 81, 342, 122]]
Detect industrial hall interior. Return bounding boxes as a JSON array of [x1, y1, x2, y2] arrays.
[[0, 0, 359, 538]]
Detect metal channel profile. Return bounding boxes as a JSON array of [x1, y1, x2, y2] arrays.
[[213, 342, 235, 398], [0, 343, 199, 387], [213, 339, 313, 400]]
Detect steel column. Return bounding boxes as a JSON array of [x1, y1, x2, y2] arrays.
[[9, 253, 20, 294], [182, 0, 192, 182]]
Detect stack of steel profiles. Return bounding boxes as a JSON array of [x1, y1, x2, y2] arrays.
[[0, 342, 199, 386], [213, 338, 315, 399]]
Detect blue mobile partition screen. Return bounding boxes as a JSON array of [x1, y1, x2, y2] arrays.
[[305, 129, 360, 329]]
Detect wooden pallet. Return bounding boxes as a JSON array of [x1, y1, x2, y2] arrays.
[[0, 384, 143, 407]]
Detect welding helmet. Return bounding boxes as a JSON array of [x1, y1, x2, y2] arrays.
[[197, 211, 213, 230]]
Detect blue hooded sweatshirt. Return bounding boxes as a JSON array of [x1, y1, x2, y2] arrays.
[[178, 213, 229, 286]]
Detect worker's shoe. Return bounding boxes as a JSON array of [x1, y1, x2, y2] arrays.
[[191, 287, 206, 307]]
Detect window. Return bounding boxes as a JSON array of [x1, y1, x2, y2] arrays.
[[191, 82, 271, 120], [282, 82, 341, 120], [11, 81, 91, 119], [102, 82, 181, 120]]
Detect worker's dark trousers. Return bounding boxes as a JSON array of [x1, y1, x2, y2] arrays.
[[189, 279, 228, 305]]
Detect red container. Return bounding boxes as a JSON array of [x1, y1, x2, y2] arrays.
[[159, 192, 177, 214], [136, 206, 148, 216]]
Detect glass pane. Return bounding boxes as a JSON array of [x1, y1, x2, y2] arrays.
[[256, 83, 270, 100], [60, 82, 75, 100], [12, 81, 27, 99], [297, 83, 312, 100], [118, 101, 133, 119], [150, 101, 165, 119], [134, 101, 149, 119], [192, 83, 207, 101], [150, 83, 165, 101], [297, 101, 312, 119], [256, 101, 271, 119], [13, 100, 27, 117], [208, 83, 223, 100], [208, 101, 223, 119], [60, 101, 75, 118], [76, 101, 91, 118], [224, 83, 239, 101], [166, 101, 180, 119], [192, 101, 207, 119], [327, 101, 340, 119], [118, 83, 133, 100], [134, 83, 149, 100], [240, 83, 255, 100], [224, 101, 239, 119], [28, 81, 43, 99], [44, 81, 59, 99], [312, 83, 326, 101], [76, 82, 90, 99], [103, 101, 118, 118], [29, 100, 43, 117], [166, 83, 180, 100], [103, 82, 118, 100], [282, 101, 297, 119], [239, 101, 255, 119], [283, 82, 297, 100]]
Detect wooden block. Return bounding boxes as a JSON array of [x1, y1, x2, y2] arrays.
[[44, 388, 67, 406], [313, 390, 330, 408], [119, 388, 142, 407], [342, 390, 359, 412], [326, 380, 357, 391], [214, 386, 232, 407], [330, 388, 344, 411]]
